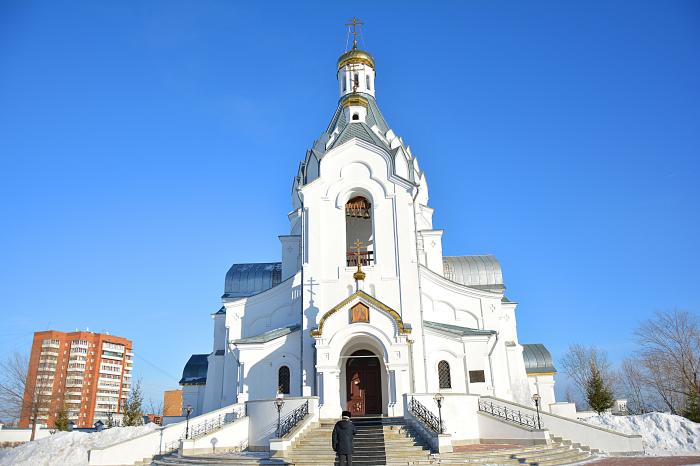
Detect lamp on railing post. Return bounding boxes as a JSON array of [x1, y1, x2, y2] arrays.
[[531, 394, 541, 429], [184, 405, 193, 439], [275, 393, 285, 438], [433, 393, 444, 434]]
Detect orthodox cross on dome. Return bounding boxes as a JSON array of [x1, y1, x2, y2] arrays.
[[352, 239, 366, 281], [345, 16, 364, 51]]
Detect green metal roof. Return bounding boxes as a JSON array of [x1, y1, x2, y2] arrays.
[[522, 343, 557, 374], [230, 324, 300, 345], [424, 320, 496, 338]]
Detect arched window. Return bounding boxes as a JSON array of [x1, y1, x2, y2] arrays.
[[278, 366, 290, 394], [345, 196, 374, 266], [353, 73, 359, 90], [438, 360, 451, 389], [352, 113, 359, 121], [366, 75, 371, 90]]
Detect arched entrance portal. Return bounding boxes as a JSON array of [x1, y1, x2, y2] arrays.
[[345, 350, 382, 416]]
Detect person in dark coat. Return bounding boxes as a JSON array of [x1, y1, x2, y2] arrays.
[[332, 410, 357, 466]]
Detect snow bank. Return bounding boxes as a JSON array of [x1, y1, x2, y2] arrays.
[[0, 424, 159, 466], [586, 412, 700, 456]]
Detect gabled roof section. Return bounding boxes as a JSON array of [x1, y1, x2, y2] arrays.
[[311, 290, 411, 337], [223, 262, 282, 299], [298, 93, 420, 188], [424, 320, 496, 338], [522, 343, 557, 374], [442, 255, 504, 291], [328, 122, 388, 151], [231, 324, 300, 345], [179, 354, 209, 385]]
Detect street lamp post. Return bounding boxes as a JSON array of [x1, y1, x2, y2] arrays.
[[531, 394, 542, 429], [275, 394, 285, 438], [433, 393, 444, 434], [185, 405, 193, 439]]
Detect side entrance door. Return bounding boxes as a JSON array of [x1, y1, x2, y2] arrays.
[[346, 350, 382, 416]]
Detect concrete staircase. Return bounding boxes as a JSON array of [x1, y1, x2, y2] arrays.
[[289, 417, 593, 466], [149, 416, 593, 466], [150, 452, 286, 465], [287, 417, 430, 465]]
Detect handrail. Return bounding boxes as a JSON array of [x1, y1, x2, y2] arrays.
[[478, 399, 540, 429], [347, 251, 374, 266], [279, 400, 309, 438], [479, 396, 642, 439], [189, 404, 246, 440], [409, 397, 443, 433]]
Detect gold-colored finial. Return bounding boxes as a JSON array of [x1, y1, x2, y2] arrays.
[[352, 239, 366, 281], [345, 17, 364, 50]]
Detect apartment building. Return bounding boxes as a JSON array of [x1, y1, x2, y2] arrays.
[[20, 330, 133, 428]]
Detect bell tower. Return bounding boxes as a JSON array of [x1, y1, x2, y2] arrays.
[[337, 18, 376, 124]]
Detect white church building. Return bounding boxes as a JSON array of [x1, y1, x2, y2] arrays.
[[180, 42, 560, 422]]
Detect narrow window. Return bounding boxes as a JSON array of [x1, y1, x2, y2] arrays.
[[345, 196, 374, 266], [353, 73, 359, 90], [342, 77, 346, 92], [438, 360, 451, 389], [366, 75, 371, 90], [278, 366, 290, 394]]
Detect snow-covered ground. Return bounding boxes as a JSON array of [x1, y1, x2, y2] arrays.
[[586, 412, 700, 456], [0, 424, 159, 466]]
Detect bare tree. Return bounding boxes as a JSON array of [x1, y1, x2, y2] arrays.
[[0, 352, 28, 424], [620, 358, 651, 414], [560, 344, 618, 409], [634, 310, 700, 414], [147, 397, 163, 416], [0, 352, 54, 439]]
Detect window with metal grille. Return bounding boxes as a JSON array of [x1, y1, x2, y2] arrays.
[[278, 366, 290, 394], [438, 360, 451, 389]]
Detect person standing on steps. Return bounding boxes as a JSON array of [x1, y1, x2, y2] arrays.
[[332, 410, 357, 466]]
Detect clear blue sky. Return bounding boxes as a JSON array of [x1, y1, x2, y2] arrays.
[[1, 1, 698, 405]]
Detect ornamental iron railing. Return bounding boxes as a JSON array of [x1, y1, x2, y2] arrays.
[[279, 400, 309, 438], [409, 397, 443, 434], [478, 400, 540, 429], [188, 404, 246, 440], [346, 250, 374, 267]]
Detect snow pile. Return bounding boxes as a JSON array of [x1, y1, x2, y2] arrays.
[[586, 412, 700, 455], [0, 424, 159, 466]]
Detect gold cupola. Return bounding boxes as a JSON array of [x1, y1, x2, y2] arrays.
[[337, 18, 376, 100], [337, 49, 375, 72]]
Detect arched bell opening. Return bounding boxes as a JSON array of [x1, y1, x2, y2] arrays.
[[345, 195, 374, 267]]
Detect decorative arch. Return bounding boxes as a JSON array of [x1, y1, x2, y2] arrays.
[[310, 290, 411, 337]]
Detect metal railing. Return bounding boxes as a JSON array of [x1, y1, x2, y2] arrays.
[[279, 400, 309, 438], [346, 251, 374, 267], [478, 400, 540, 428], [188, 404, 247, 440], [409, 397, 443, 434]]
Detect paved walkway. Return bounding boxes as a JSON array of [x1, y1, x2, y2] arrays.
[[585, 457, 700, 466]]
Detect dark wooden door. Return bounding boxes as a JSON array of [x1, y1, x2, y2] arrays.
[[346, 350, 382, 416]]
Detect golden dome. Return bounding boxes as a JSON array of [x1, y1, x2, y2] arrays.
[[337, 49, 375, 71]]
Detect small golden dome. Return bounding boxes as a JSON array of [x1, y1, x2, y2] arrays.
[[337, 49, 375, 71]]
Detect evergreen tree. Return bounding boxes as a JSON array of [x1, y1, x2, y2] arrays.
[[586, 361, 615, 414], [122, 380, 144, 426], [54, 403, 70, 431], [682, 389, 700, 423]]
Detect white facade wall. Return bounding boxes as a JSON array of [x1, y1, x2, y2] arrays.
[[198, 50, 543, 423]]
